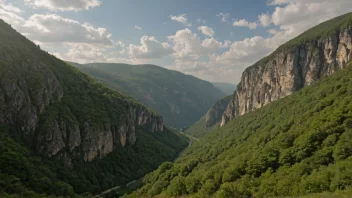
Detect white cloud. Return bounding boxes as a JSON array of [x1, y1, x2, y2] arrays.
[[2, 0, 352, 83], [210, 36, 273, 65], [168, 28, 229, 61], [269, 0, 293, 5], [0, 2, 22, 13], [197, 26, 215, 37], [196, 18, 206, 24], [24, 0, 101, 11], [116, 40, 125, 47], [233, 19, 258, 29], [21, 14, 113, 46], [128, 36, 173, 60], [270, 0, 352, 39], [258, 13, 271, 27], [216, 13, 229, 23], [0, 3, 25, 28], [201, 37, 231, 51], [54, 43, 131, 64], [134, 25, 142, 30], [168, 28, 203, 60], [170, 14, 191, 27]]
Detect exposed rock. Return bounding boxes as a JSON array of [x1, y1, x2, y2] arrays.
[[221, 27, 352, 126], [205, 96, 232, 127], [0, 20, 164, 163]]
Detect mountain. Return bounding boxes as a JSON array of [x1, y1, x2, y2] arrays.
[[212, 82, 236, 95], [127, 13, 352, 198], [70, 62, 226, 129], [0, 20, 188, 197], [221, 12, 352, 126], [185, 95, 232, 138], [129, 59, 352, 198]]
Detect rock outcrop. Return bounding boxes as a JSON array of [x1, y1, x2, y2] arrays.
[[0, 20, 163, 163], [205, 95, 232, 127], [221, 24, 352, 126]]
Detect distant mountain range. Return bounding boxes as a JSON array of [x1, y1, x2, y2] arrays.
[[211, 82, 236, 95], [130, 12, 352, 198], [70, 62, 226, 129]]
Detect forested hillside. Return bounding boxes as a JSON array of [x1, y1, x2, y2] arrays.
[[128, 63, 352, 197], [70, 62, 226, 129], [221, 12, 352, 126], [0, 20, 188, 197]]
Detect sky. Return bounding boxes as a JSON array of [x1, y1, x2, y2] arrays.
[[1, 0, 352, 84]]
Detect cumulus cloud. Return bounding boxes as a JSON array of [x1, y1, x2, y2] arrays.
[[24, 0, 101, 11], [168, 28, 203, 60], [168, 28, 229, 61], [201, 38, 231, 51], [233, 19, 258, 29], [21, 14, 113, 46], [0, 2, 22, 13], [170, 14, 191, 27], [258, 13, 271, 27], [210, 36, 273, 65], [0, 2, 25, 27], [134, 25, 142, 30], [54, 43, 131, 64], [206, 0, 352, 82], [269, 0, 293, 5], [197, 26, 215, 37], [2, 0, 352, 83], [129, 36, 173, 60], [216, 13, 229, 23]]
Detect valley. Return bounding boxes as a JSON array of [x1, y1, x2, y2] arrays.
[[0, 2, 352, 198]]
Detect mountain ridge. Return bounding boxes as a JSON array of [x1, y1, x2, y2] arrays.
[[0, 19, 188, 197], [221, 12, 352, 126], [70, 62, 226, 129]]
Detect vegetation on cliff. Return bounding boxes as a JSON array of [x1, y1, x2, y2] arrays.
[[70, 62, 226, 129], [0, 20, 188, 197], [128, 63, 352, 197]]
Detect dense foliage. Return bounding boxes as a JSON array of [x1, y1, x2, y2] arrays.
[[0, 126, 188, 197], [70, 62, 226, 129], [0, 20, 188, 197], [128, 64, 352, 198]]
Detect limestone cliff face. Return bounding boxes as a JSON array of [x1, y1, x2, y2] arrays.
[[36, 105, 163, 162], [221, 27, 352, 126], [0, 20, 164, 163], [0, 63, 163, 162], [205, 95, 232, 127]]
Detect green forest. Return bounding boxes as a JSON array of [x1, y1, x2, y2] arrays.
[[128, 63, 352, 197], [70, 62, 226, 129], [0, 126, 188, 197], [0, 20, 189, 197]]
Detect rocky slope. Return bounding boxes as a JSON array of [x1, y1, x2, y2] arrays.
[[0, 19, 163, 164], [221, 12, 352, 126], [185, 95, 232, 138], [70, 62, 226, 129]]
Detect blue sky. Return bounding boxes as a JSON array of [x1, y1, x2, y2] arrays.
[[1, 0, 352, 83]]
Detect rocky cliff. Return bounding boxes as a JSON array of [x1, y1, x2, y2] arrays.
[[0, 20, 163, 163], [185, 95, 231, 138], [221, 13, 352, 126], [70, 62, 226, 129], [205, 95, 232, 127]]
